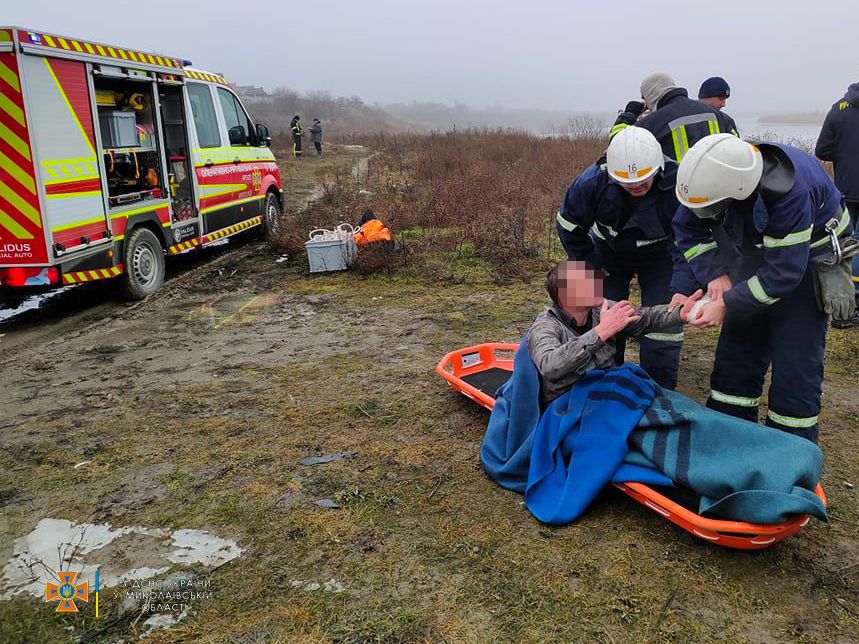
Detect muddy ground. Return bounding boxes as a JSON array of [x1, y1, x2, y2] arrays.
[[0, 147, 858, 643]]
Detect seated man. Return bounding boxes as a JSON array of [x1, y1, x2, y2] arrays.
[[529, 259, 684, 406], [480, 259, 826, 526]]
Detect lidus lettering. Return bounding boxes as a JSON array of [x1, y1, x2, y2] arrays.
[[1, 243, 32, 253]]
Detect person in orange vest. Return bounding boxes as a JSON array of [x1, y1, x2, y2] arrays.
[[355, 208, 392, 245]]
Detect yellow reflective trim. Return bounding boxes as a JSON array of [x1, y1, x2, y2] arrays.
[[65, 273, 76, 284], [162, 221, 171, 227], [200, 184, 248, 198], [43, 58, 96, 157], [97, 45, 107, 56], [51, 216, 105, 233], [679, 125, 690, 158], [0, 179, 39, 224], [84, 42, 95, 54], [128, 51, 138, 62], [767, 410, 818, 428], [45, 190, 102, 198], [671, 128, 683, 162], [71, 41, 83, 52], [747, 275, 779, 305], [644, 332, 684, 342], [58, 38, 70, 50], [43, 35, 56, 47], [556, 210, 577, 232], [0, 91, 25, 126], [683, 241, 717, 261], [200, 195, 263, 215], [110, 204, 168, 219], [763, 225, 812, 248], [0, 209, 34, 238], [711, 389, 759, 407], [118, 50, 128, 60], [0, 60, 20, 92], [810, 208, 850, 248], [0, 153, 36, 194]]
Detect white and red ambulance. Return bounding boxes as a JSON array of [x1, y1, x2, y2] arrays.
[[0, 27, 282, 298]]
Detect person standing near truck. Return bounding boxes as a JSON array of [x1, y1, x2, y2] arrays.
[[290, 115, 302, 157], [310, 119, 323, 155]]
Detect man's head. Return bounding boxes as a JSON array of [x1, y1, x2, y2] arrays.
[[546, 260, 604, 313], [605, 126, 664, 197], [640, 72, 677, 112], [313, 118, 320, 124], [675, 134, 762, 218], [698, 77, 731, 110], [294, 115, 300, 120]]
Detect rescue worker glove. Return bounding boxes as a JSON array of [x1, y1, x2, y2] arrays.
[[624, 101, 645, 118], [810, 237, 859, 321]]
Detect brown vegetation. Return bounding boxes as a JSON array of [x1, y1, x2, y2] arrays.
[[271, 130, 607, 281]]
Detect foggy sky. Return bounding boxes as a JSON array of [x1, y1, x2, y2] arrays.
[[7, 0, 859, 114]]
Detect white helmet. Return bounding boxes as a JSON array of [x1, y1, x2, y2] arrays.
[[606, 126, 664, 184], [676, 134, 763, 218]]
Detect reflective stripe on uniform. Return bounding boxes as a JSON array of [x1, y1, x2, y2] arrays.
[[810, 208, 850, 248], [592, 225, 605, 240], [767, 409, 818, 428], [747, 275, 779, 305], [763, 225, 812, 248], [683, 241, 717, 261], [609, 123, 628, 138], [556, 210, 576, 232], [644, 331, 684, 342], [710, 389, 760, 407], [637, 235, 671, 247]]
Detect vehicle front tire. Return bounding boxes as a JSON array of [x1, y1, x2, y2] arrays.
[[261, 191, 281, 241]]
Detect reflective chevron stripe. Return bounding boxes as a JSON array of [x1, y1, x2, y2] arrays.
[[62, 264, 123, 284]]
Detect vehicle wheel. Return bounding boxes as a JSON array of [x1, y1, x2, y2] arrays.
[[120, 227, 165, 300], [261, 191, 281, 241]]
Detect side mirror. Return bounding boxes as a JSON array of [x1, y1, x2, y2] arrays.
[[228, 125, 247, 145], [256, 123, 272, 147]]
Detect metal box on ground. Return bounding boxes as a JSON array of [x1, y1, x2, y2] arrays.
[[305, 225, 356, 273]]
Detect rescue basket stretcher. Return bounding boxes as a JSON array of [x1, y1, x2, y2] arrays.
[[435, 343, 826, 550]]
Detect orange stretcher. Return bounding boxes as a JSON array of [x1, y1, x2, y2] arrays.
[[436, 343, 826, 550]]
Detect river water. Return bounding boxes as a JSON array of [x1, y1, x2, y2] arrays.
[[732, 115, 822, 145]]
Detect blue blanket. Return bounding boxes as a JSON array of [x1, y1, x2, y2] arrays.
[[480, 342, 827, 525]]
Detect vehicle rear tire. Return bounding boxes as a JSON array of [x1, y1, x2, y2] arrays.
[[120, 227, 165, 300], [261, 191, 281, 241]]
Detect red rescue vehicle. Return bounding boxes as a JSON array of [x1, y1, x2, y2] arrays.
[[0, 27, 282, 298]]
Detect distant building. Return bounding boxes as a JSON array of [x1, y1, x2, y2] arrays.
[[233, 85, 273, 104]]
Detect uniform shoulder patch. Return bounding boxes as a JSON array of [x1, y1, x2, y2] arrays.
[[839, 101, 849, 110]]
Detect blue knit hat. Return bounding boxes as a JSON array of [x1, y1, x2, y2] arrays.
[[698, 77, 730, 99]]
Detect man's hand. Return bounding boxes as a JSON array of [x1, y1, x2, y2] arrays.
[[624, 101, 645, 118], [679, 289, 704, 322], [706, 275, 732, 300], [689, 298, 727, 329], [595, 300, 641, 341], [668, 293, 687, 313]]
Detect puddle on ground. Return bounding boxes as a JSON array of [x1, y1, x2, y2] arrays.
[[1, 518, 243, 600], [0, 286, 77, 324]]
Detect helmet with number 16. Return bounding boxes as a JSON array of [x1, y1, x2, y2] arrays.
[[605, 126, 664, 184], [675, 133, 763, 218]]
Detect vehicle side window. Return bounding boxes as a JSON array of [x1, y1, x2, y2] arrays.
[[217, 88, 254, 146], [186, 83, 220, 148]]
